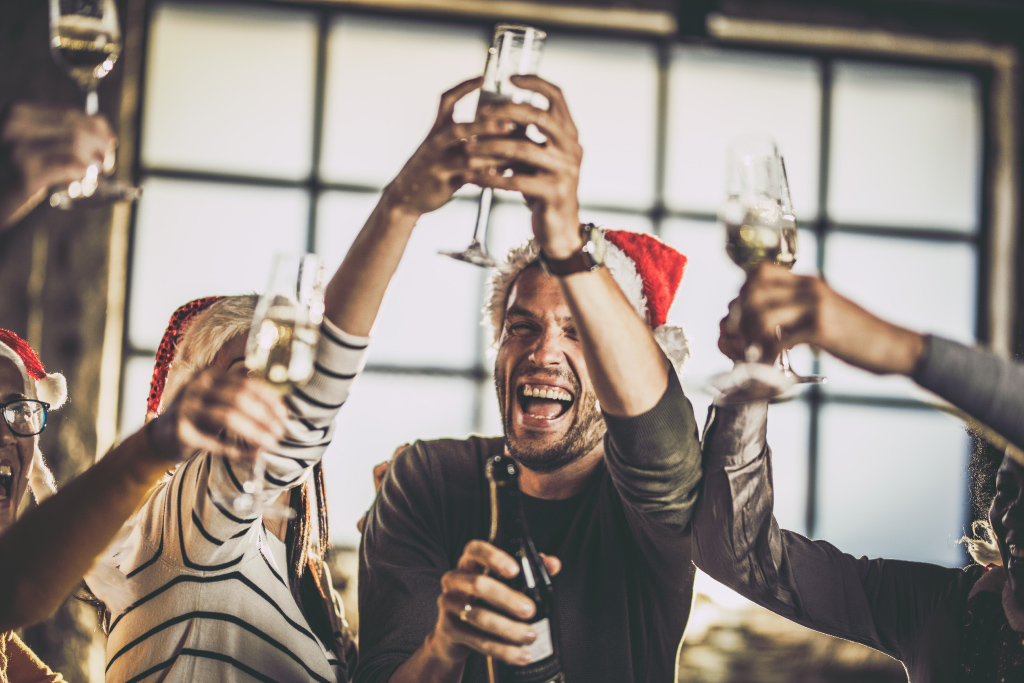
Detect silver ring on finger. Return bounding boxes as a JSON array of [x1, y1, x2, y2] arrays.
[[459, 602, 473, 623]]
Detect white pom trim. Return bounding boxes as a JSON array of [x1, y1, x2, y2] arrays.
[[37, 372, 67, 409], [654, 325, 690, 375]]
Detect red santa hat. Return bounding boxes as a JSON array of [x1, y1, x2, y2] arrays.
[[0, 329, 64, 503], [485, 228, 690, 373], [147, 296, 225, 417]]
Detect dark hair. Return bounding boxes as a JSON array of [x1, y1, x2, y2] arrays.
[[967, 427, 1002, 521], [286, 462, 335, 650]]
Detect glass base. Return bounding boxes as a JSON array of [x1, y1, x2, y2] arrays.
[[710, 362, 797, 405], [439, 241, 498, 268], [50, 179, 142, 210]]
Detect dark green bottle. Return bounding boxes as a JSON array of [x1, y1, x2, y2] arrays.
[[484, 454, 566, 683]]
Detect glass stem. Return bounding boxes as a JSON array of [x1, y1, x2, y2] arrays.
[[472, 187, 494, 248]]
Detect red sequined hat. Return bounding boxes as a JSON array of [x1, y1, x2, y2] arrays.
[[0, 328, 67, 408], [147, 296, 224, 416]]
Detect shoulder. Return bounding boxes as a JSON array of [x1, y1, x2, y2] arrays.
[[389, 435, 503, 487]]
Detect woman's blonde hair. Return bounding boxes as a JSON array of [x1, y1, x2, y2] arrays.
[[161, 295, 257, 410]]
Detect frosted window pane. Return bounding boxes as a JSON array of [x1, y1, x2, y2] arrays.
[[665, 47, 821, 220], [487, 201, 534, 265], [766, 399, 810, 536], [119, 354, 156, 439], [323, 372, 477, 547], [817, 405, 969, 565], [541, 35, 657, 209], [821, 233, 976, 396], [315, 191, 382, 274], [320, 198, 484, 369], [828, 62, 981, 231], [479, 373, 503, 437], [661, 218, 819, 395], [579, 210, 653, 235], [321, 16, 487, 187], [129, 177, 308, 350], [142, 2, 316, 179]]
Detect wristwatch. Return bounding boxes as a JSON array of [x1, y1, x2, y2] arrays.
[[539, 223, 606, 276]]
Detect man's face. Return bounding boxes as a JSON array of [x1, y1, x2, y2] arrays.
[[990, 455, 1024, 604], [0, 357, 38, 530], [494, 266, 604, 473]]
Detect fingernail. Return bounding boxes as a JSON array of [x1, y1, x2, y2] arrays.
[[505, 560, 519, 575], [501, 120, 515, 132], [519, 602, 533, 617], [517, 649, 533, 665], [525, 629, 537, 641]]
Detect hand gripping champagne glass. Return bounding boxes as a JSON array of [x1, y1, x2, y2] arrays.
[[48, 0, 141, 209], [440, 24, 546, 268], [484, 454, 565, 683], [221, 253, 325, 518], [710, 135, 825, 404]]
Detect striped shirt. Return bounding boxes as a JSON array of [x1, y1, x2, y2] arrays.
[[91, 318, 368, 683]]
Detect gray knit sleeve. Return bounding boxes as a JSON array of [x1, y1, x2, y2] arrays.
[[913, 335, 1024, 449]]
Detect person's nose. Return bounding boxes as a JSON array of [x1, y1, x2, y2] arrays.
[[529, 326, 565, 368], [1002, 494, 1024, 529]]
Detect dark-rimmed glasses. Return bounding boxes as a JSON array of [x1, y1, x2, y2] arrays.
[[1, 399, 49, 437]]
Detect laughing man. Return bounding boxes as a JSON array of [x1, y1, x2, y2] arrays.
[[353, 75, 702, 683]]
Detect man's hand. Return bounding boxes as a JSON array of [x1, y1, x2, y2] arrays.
[[425, 540, 562, 668], [465, 75, 583, 258], [381, 77, 517, 218], [0, 103, 116, 227], [147, 368, 286, 463], [722, 263, 926, 376]]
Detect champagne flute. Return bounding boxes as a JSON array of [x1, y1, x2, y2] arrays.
[[710, 135, 824, 404], [439, 24, 546, 268], [48, 0, 141, 209], [221, 253, 325, 518]]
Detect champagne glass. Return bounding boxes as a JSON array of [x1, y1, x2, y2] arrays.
[[48, 0, 141, 209], [220, 253, 326, 518], [439, 24, 546, 268], [710, 135, 825, 404]]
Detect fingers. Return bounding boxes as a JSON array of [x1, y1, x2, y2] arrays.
[[508, 75, 578, 137], [457, 539, 519, 578], [477, 101, 577, 151], [540, 553, 561, 577], [435, 77, 484, 125], [465, 137, 576, 178]]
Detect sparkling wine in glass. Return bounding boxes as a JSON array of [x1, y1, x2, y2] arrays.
[[711, 135, 824, 404], [440, 23, 546, 268], [223, 253, 325, 518], [48, 0, 141, 209]]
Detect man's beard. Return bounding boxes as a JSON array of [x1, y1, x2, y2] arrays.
[[495, 372, 606, 474]]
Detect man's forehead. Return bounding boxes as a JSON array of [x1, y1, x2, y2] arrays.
[[504, 266, 571, 317]]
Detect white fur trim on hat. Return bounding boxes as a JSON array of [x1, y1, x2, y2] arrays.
[[485, 234, 689, 374], [0, 341, 67, 409]]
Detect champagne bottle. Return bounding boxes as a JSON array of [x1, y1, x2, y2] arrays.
[[484, 454, 566, 683]]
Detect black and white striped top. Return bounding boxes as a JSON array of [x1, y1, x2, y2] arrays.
[[92, 318, 368, 683]]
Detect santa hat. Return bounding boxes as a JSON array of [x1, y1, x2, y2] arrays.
[[485, 229, 690, 373], [0, 329, 64, 503], [147, 296, 225, 418]]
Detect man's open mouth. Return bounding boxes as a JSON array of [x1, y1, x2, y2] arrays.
[[0, 464, 13, 502], [517, 383, 575, 421]]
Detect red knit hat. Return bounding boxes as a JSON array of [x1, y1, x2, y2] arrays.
[[0, 328, 67, 409], [147, 296, 224, 416], [486, 229, 690, 373]]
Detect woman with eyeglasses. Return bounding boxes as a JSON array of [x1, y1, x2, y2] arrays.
[[0, 328, 285, 682]]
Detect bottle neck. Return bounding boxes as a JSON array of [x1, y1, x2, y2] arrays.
[[488, 480, 529, 547]]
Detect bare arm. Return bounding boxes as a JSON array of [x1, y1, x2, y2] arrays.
[[0, 103, 115, 229], [0, 370, 284, 631], [470, 75, 668, 417]]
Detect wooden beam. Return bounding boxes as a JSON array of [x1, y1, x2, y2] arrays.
[[277, 0, 677, 34]]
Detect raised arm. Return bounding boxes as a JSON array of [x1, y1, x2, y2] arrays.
[[0, 369, 283, 631], [730, 263, 1024, 449], [470, 75, 668, 417], [0, 102, 115, 229]]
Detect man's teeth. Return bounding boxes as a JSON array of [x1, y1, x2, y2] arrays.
[[521, 386, 572, 402], [1010, 544, 1024, 559]]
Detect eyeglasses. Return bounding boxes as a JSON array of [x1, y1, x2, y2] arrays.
[[1, 399, 49, 437]]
